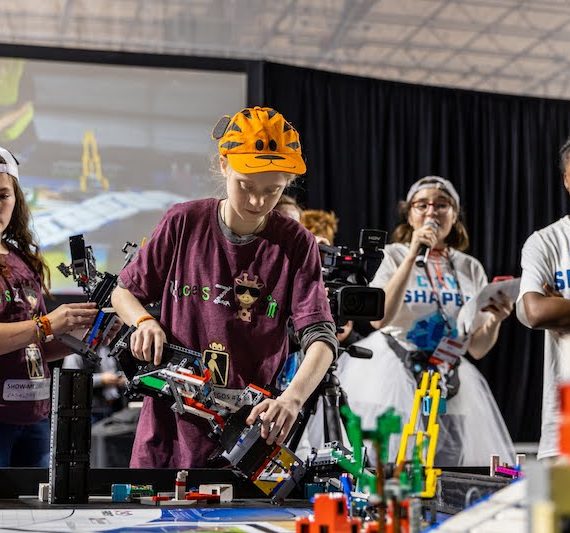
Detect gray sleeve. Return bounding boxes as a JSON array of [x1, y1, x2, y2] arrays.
[[298, 321, 339, 362]]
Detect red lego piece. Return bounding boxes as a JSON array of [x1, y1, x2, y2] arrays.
[[560, 382, 570, 458], [296, 493, 361, 533], [249, 383, 271, 397], [363, 499, 411, 533], [184, 492, 221, 502]]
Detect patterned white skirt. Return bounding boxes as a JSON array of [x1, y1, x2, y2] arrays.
[[296, 330, 516, 467]]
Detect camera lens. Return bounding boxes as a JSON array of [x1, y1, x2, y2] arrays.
[[338, 286, 384, 321], [343, 292, 366, 315]]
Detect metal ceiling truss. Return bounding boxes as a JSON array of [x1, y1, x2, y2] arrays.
[[1, 0, 570, 99]]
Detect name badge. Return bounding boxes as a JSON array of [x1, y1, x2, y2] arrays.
[[430, 336, 468, 367], [3, 378, 50, 401]]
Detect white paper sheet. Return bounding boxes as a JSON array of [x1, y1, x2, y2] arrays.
[[457, 278, 521, 335]]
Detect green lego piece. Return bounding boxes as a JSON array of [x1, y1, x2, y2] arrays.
[[341, 404, 364, 467], [139, 375, 168, 391], [371, 408, 401, 465], [411, 443, 424, 494], [331, 450, 377, 494], [335, 404, 402, 496]]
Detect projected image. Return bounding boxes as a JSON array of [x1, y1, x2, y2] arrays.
[[0, 57, 246, 292]]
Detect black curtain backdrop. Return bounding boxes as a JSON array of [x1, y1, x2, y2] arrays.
[[262, 61, 570, 444]]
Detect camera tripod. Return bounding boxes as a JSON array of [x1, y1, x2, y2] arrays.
[[287, 344, 372, 453]]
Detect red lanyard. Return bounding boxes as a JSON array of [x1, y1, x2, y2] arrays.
[[423, 249, 465, 334], [431, 249, 447, 289]]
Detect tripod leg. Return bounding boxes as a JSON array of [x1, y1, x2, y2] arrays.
[[322, 380, 344, 444], [287, 369, 348, 452], [286, 382, 321, 452]]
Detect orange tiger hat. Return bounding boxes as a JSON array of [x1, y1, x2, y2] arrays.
[[212, 106, 306, 175]]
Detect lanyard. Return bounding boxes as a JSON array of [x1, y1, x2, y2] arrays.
[[422, 249, 465, 335]]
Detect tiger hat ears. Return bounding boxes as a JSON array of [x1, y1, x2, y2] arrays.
[[212, 106, 306, 175]]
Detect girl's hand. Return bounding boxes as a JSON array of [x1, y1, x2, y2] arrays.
[[408, 221, 439, 258], [100, 372, 127, 387], [245, 396, 302, 445], [47, 302, 99, 335], [481, 291, 513, 322], [129, 319, 166, 365]]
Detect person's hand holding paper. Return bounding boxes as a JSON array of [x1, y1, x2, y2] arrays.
[[457, 277, 520, 335]]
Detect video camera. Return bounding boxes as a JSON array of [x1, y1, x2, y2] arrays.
[[319, 229, 386, 327]]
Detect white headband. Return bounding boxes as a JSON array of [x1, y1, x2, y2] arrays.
[[0, 147, 19, 181], [406, 175, 460, 209]]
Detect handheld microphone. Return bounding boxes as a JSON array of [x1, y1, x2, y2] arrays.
[[415, 219, 439, 268]]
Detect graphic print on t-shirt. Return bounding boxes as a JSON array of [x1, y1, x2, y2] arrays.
[[22, 286, 39, 318], [554, 266, 570, 293], [234, 272, 265, 323], [0, 256, 50, 402], [406, 311, 459, 352], [21, 286, 46, 379], [0, 281, 40, 318], [25, 344, 45, 379], [265, 294, 278, 318], [404, 273, 465, 307], [203, 342, 229, 386]]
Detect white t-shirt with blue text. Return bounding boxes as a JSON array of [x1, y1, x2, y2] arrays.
[[371, 243, 488, 352], [517, 215, 570, 460]]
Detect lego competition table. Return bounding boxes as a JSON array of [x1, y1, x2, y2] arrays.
[[0, 468, 306, 532], [0, 499, 311, 533], [0, 467, 521, 533]]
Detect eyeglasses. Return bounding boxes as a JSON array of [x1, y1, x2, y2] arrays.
[[410, 201, 452, 214], [235, 285, 261, 297]]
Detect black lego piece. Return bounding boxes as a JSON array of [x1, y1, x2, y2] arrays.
[[436, 470, 510, 514], [48, 369, 93, 504], [109, 325, 204, 388]]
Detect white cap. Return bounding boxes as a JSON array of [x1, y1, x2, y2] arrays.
[[406, 175, 460, 209], [0, 147, 19, 181]]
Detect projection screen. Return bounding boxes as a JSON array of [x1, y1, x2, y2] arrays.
[[0, 56, 246, 292]]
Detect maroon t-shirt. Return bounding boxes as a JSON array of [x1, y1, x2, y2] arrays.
[[0, 248, 50, 424], [119, 198, 332, 468]]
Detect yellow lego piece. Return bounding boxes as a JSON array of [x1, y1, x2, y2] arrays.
[[396, 370, 443, 499]]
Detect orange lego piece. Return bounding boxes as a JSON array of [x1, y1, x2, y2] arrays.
[[249, 383, 271, 396], [560, 382, 570, 458], [296, 493, 361, 533]]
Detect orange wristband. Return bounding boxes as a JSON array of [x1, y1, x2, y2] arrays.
[[39, 316, 53, 336], [34, 315, 53, 343], [136, 314, 156, 328]]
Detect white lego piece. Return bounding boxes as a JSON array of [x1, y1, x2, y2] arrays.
[[175, 470, 188, 500], [490, 454, 500, 477], [199, 483, 233, 502], [38, 482, 49, 502]]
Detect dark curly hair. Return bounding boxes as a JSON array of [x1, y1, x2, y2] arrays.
[[1, 157, 50, 294]]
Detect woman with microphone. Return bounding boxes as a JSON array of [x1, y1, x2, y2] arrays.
[[337, 176, 515, 466]]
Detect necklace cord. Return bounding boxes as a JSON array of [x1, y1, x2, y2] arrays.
[[222, 200, 266, 235]]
